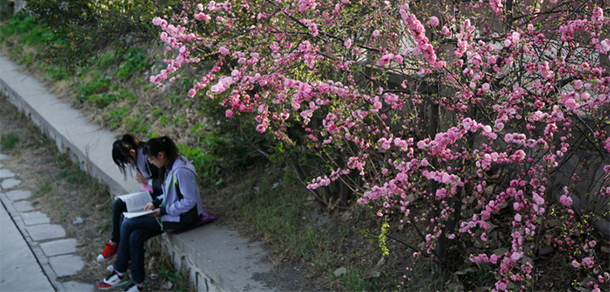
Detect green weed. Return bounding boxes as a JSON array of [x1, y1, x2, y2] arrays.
[[109, 107, 131, 129], [116, 47, 150, 79], [33, 182, 53, 198], [77, 77, 111, 104], [0, 133, 19, 150], [157, 263, 193, 292], [177, 143, 222, 185]]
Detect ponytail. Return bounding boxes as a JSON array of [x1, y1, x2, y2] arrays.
[[143, 136, 179, 180]]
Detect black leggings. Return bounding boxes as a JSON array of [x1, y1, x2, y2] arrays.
[[111, 198, 127, 243]]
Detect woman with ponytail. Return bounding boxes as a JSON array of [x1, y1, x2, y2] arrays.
[[97, 136, 205, 292]]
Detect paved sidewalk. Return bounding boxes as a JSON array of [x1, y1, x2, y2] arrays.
[[0, 154, 94, 292]]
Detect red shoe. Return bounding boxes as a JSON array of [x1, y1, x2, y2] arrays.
[[97, 241, 118, 262]]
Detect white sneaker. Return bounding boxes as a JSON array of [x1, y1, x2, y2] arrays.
[[123, 283, 145, 292], [96, 271, 130, 290]]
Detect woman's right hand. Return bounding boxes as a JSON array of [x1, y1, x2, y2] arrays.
[[144, 202, 155, 211], [135, 171, 147, 184]]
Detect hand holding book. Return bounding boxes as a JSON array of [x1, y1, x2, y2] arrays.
[[143, 202, 161, 217], [120, 191, 160, 219]]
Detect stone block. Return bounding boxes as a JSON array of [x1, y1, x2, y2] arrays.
[[5, 189, 32, 201], [20, 211, 50, 226], [13, 200, 34, 212], [1, 178, 21, 189], [26, 224, 66, 241], [48, 254, 84, 277], [40, 238, 77, 257], [0, 169, 15, 179], [62, 281, 95, 292]]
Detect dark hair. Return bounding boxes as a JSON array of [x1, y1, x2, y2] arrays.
[[112, 134, 145, 176], [143, 136, 179, 180]]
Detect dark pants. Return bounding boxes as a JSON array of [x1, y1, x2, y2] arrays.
[[114, 216, 163, 283], [111, 198, 127, 243]]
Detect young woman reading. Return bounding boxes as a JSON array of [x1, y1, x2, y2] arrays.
[[97, 136, 205, 292], [97, 134, 163, 263]]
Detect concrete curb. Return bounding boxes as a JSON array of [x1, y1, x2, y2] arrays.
[[0, 55, 276, 292], [0, 191, 62, 291]]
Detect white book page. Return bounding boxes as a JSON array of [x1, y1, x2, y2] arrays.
[[117, 191, 152, 212], [123, 209, 156, 219]]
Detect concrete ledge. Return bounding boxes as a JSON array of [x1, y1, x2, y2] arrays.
[[0, 55, 275, 292]]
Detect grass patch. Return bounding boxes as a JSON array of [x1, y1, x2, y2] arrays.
[[32, 182, 53, 199], [157, 263, 193, 291], [212, 164, 391, 291], [0, 133, 19, 150]]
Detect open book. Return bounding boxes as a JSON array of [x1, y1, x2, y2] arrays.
[[119, 191, 155, 219]]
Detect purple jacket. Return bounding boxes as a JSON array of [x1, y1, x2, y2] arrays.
[[155, 156, 203, 223]]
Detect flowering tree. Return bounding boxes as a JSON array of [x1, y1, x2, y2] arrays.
[[151, 0, 610, 290]]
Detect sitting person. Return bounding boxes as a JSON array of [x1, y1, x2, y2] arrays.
[[97, 134, 162, 262], [97, 136, 206, 292]]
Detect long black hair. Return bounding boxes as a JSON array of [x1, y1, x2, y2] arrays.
[[143, 136, 179, 181], [112, 134, 145, 177]]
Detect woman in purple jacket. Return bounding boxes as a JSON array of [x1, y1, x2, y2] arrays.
[[97, 134, 162, 263], [97, 136, 204, 292]]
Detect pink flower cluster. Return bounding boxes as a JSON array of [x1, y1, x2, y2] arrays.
[[151, 1, 610, 290]]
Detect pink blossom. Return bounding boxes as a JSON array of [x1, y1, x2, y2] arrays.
[[428, 16, 439, 27], [600, 39, 610, 54], [572, 260, 580, 268], [511, 251, 523, 261], [490, 254, 499, 264], [225, 109, 233, 117], [371, 30, 380, 38], [604, 138, 610, 152], [592, 7, 604, 22], [582, 257, 595, 268], [378, 54, 394, 66], [510, 150, 527, 162], [195, 12, 211, 21], [393, 54, 404, 64], [559, 195, 573, 206], [514, 213, 522, 222], [344, 38, 352, 48], [152, 17, 167, 27], [532, 192, 545, 205], [495, 281, 507, 291], [188, 88, 197, 98], [219, 46, 230, 56], [564, 98, 578, 110], [256, 124, 266, 133]]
